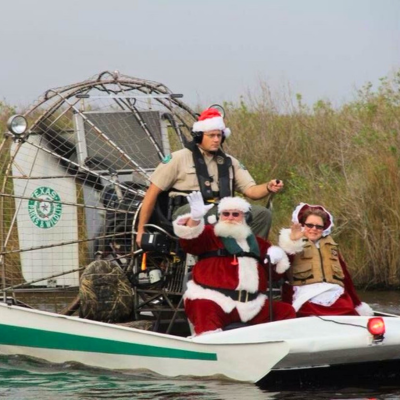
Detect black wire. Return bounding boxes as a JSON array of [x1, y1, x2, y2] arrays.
[[315, 315, 368, 330]]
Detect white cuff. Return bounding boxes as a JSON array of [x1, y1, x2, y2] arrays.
[[173, 213, 205, 239], [355, 302, 374, 316], [279, 228, 305, 254]]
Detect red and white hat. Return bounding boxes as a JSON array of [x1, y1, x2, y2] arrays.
[[218, 196, 251, 214], [292, 202, 334, 237], [192, 108, 231, 138]]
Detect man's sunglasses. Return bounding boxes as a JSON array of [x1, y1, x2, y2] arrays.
[[304, 223, 324, 230], [221, 211, 242, 217]]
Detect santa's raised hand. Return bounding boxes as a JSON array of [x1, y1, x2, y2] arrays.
[[187, 191, 214, 221]]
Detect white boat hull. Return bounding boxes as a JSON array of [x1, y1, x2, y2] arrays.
[[0, 303, 288, 383], [0, 303, 399, 383], [195, 314, 400, 371]]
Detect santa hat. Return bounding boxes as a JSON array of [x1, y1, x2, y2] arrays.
[[192, 108, 231, 138], [218, 197, 251, 214], [292, 203, 334, 237]]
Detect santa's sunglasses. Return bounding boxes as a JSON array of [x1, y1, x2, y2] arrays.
[[221, 211, 242, 218], [304, 223, 324, 230]]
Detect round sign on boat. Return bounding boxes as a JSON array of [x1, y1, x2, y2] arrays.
[[28, 186, 62, 229]]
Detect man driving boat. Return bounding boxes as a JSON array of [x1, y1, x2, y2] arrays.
[[136, 107, 283, 246]]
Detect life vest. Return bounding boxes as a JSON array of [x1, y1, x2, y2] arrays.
[[185, 141, 233, 202], [287, 236, 345, 287]]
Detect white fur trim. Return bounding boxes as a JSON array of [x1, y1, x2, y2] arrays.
[[356, 302, 374, 316], [236, 256, 259, 292], [207, 214, 217, 224], [173, 214, 205, 239], [183, 281, 267, 322], [217, 197, 251, 213], [279, 228, 305, 254], [193, 116, 225, 132], [236, 294, 267, 322], [184, 281, 236, 313]]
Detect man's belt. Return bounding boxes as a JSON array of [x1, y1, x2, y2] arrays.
[[171, 193, 220, 207], [198, 283, 259, 303]]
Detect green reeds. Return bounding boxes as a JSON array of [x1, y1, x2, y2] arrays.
[[224, 71, 400, 287]]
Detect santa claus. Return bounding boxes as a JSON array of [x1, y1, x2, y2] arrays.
[[173, 191, 296, 336]]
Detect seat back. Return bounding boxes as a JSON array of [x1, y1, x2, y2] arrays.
[[148, 191, 174, 234]]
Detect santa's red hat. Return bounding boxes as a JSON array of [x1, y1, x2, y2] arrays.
[[218, 196, 251, 214], [292, 202, 334, 237], [192, 108, 231, 138]]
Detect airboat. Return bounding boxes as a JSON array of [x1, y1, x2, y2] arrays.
[[0, 71, 400, 387]]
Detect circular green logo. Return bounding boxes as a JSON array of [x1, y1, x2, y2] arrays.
[[28, 186, 62, 229]]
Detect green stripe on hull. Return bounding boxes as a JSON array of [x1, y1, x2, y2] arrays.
[[0, 324, 217, 361]]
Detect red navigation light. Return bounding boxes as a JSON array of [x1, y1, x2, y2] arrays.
[[367, 317, 385, 337]]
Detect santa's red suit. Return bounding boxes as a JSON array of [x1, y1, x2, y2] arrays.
[[173, 216, 296, 335]]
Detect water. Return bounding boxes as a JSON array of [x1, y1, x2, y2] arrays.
[[1, 291, 399, 400]]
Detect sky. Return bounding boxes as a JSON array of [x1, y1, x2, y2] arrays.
[[1, 0, 399, 110]]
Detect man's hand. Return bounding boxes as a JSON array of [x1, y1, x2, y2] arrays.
[[136, 229, 144, 248], [135, 183, 163, 248], [187, 191, 214, 221], [266, 179, 284, 193]]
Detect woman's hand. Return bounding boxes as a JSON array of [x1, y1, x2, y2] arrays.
[[290, 222, 304, 241]]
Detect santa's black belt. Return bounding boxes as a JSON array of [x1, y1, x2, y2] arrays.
[[198, 249, 262, 263], [198, 283, 259, 303]]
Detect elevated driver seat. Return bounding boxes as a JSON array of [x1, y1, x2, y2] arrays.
[[148, 191, 174, 234]]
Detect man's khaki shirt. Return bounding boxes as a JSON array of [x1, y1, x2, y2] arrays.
[[150, 148, 256, 197]]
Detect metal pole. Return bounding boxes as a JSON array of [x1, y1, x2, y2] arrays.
[[265, 254, 274, 322]]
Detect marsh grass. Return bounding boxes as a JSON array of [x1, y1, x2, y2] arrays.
[[224, 72, 400, 287]]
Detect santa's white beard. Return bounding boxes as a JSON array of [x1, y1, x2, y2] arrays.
[[214, 220, 252, 241]]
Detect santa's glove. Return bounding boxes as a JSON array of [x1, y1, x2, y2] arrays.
[[187, 191, 214, 221], [265, 246, 290, 274], [355, 302, 374, 316]]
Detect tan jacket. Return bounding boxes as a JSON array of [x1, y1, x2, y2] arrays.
[[287, 236, 345, 287], [150, 148, 256, 196]]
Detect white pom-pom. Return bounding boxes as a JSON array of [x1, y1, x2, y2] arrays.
[[207, 214, 217, 224], [223, 128, 231, 139], [356, 302, 374, 316]]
